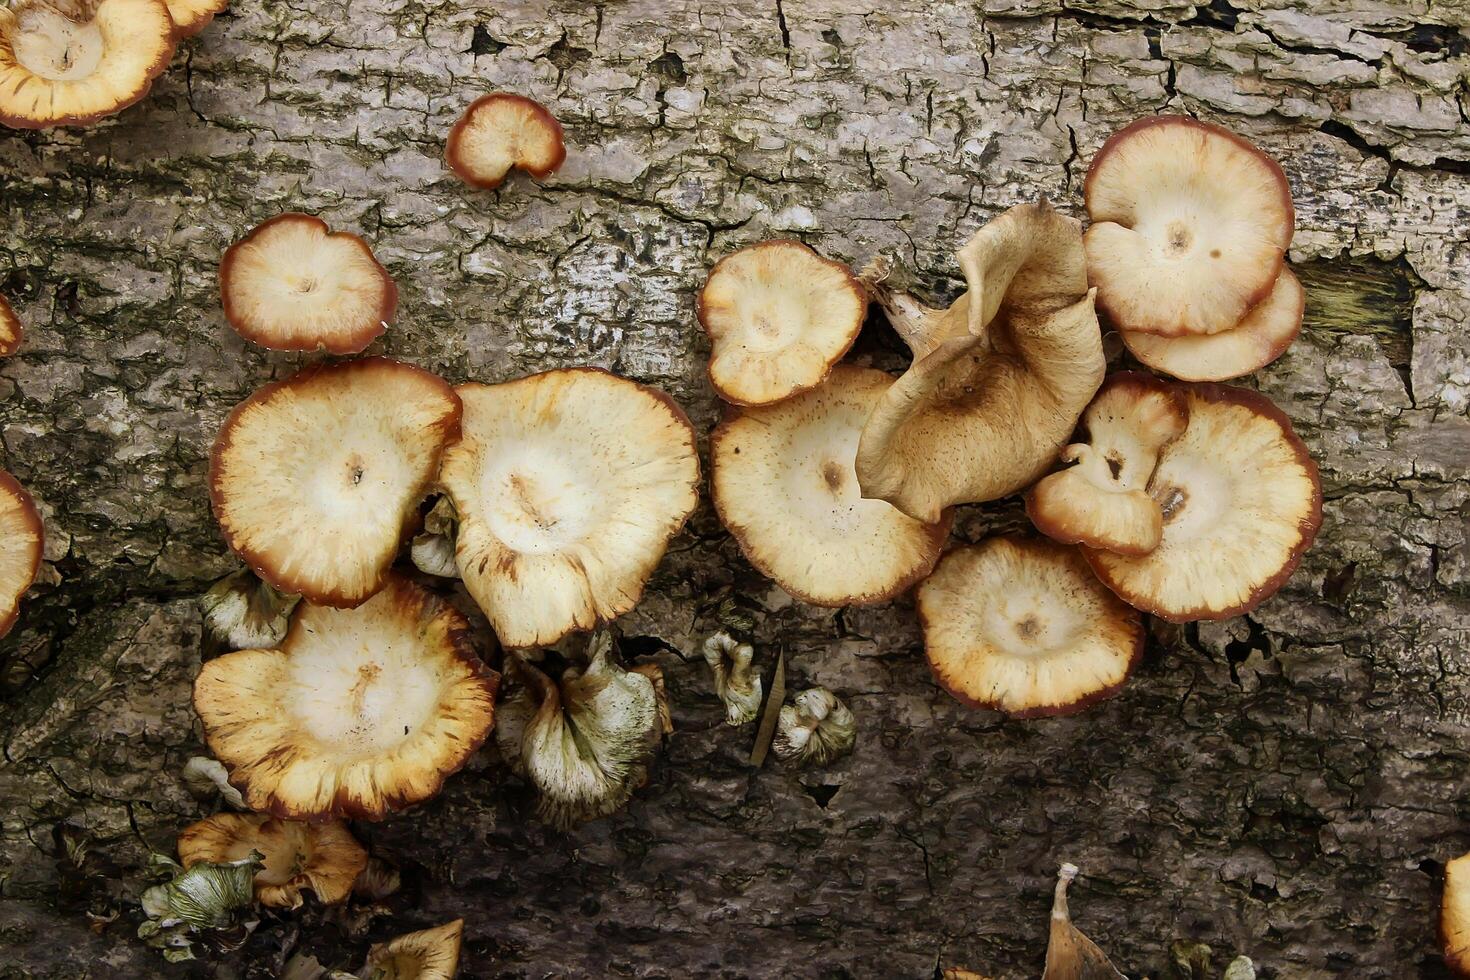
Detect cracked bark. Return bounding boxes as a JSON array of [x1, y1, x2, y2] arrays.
[[1, 1, 1469, 977]]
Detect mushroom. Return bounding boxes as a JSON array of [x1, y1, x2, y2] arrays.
[[701, 631, 762, 726], [917, 537, 1143, 717], [219, 213, 397, 355], [164, 0, 227, 37], [1445, 852, 1470, 978], [773, 687, 854, 767], [0, 0, 177, 129], [199, 568, 300, 653], [711, 365, 951, 606], [0, 293, 23, 356], [362, 919, 463, 980], [445, 93, 565, 190], [697, 240, 867, 406], [180, 756, 246, 809], [192, 573, 498, 820], [855, 200, 1106, 523], [1084, 115, 1294, 338], [1083, 384, 1322, 622], [0, 469, 43, 640], [209, 357, 461, 608], [1042, 863, 1126, 979], [409, 496, 458, 579], [140, 852, 259, 930], [1026, 372, 1187, 556], [438, 368, 699, 649], [176, 813, 368, 909]]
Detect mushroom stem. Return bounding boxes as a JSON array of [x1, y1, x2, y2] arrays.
[[857, 256, 960, 361], [1052, 861, 1079, 920]]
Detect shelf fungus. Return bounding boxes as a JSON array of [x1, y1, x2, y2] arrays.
[[855, 200, 1105, 523], [1083, 385, 1321, 622], [164, 0, 227, 36], [362, 919, 463, 980], [209, 358, 461, 608], [446, 93, 565, 190], [219, 213, 397, 355], [177, 813, 367, 909], [917, 537, 1143, 717], [0, 293, 23, 356], [0, 0, 178, 129], [1027, 373, 1187, 556], [193, 574, 498, 820], [200, 568, 300, 653], [409, 496, 459, 579], [698, 240, 867, 406], [773, 687, 854, 767], [0, 469, 42, 640], [1042, 863, 1126, 979], [701, 631, 762, 726], [439, 368, 699, 649]]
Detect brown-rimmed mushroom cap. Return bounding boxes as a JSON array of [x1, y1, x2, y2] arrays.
[[438, 368, 699, 649], [0, 0, 177, 129], [363, 919, 463, 980], [1084, 384, 1321, 622], [176, 813, 367, 909], [917, 537, 1143, 717], [0, 469, 42, 640], [1084, 115, 1294, 338], [209, 357, 460, 608], [192, 573, 498, 821], [698, 240, 867, 406], [1027, 372, 1187, 556], [855, 200, 1106, 524], [0, 294, 23, 356], [446, 93, 565, 190], [711, 364, 950, 606], [1120, 267, 1304, 381], [1042, 863, 1127, 979], [164, 0, 226, 36], [1443, 851, 1470, 977], [219, 213, 397, 355]]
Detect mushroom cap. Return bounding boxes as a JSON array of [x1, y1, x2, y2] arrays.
[[365, 919, 464, 980], [439, 368, 699, 649], [193, 573, 498, 820], [219, 213, 396, 355], [1442, 851, 1470, 978], [856, 200, 1106, 523], [1027, 372, 1188, 556], [164, 0, 227, 36], [0, 0, 177, 129], [0, 469, 42, 640], [917, 537, 1143, 717], [176, 813, 367, 909], [1120, 267, 1304, 382], [209, 357, 461, 608], [1084, 115, 1294, 337], [0, 294, 23, 357], [1084, 384, 1322, 622], [445, 93, 565, 190], [711, 365, 951, 606], [698, 240, 867, 406]]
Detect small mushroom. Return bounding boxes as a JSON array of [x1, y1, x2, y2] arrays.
[[1083, 384, 1322, 622], [192, 573, 498, 820], [140, 852, 259, 930], [177, 813, 367, 909], [209, 357, 461, 608], [1042, 863, 1126, 979], [917, 537, 1143, 717], [856, 200, 1105, 523], [438, 368, 699, 649], [701, 631, 762, 726], [164, 0, 226, 36], [1084, 115, 1294, 338], [710, 365, 951, 606], [0, 0, 177, 129], [180, 756, 246, 809], [361, 919, 463, 980], [773, 687, 854, 767], [409, 496, 458, 579], [1026, 372, 1187, 556], [1449, 852, 1470, 977], [219, 213, 397, 355], [0, 469, 42, 640], [0, 293, 23, 356], [199, 568, 300, 652], [446, 93, 565, 190], [698, 240, 867, 406]]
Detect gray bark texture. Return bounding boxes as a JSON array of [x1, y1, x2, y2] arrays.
[[1, 0, 1469, 977]]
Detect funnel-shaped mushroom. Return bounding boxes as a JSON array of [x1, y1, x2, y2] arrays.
[[0, 0, 177, 129], [1084, 384, 1321, 622], [0, 469, 42, 640], [1443, 851, 1470, 977], [199, 568, 300, 653], [209, 358, 460, 608], [1085, 115, 1294, 338], [193, 574, 498, 820], [164, 0, 226, 36], [363, 919, 463, 980], [177, 813, 367, 909], [856, 200, 1105, 523], [1027, 373, 1187, 556], [698, 241, 867, 406], [711, 365, 951, 606], [0, 294, 23, 356], [1042, 863, 1126, 979], [439, 368, 699, 649], [918, 537, 1142, 717], [446, 93, 565, 190], [220, 214, 397, 355]]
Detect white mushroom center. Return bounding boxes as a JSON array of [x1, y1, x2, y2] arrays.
[[13, 6, 104, 81], [980, 587, 1082, 658], [782, 399, 895, 532], [1150, 456, 1229, 539], [478, 446, 597, 554]]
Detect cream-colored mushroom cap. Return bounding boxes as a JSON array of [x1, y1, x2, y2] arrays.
[[364, 919, 464, 980], [0, 294, 23, 356], [176, 813, 367, 909], [0, 470, 42, 640], [164, 0, 226, 36], [446, 93, 565, 189], [1442, 851, 1470, 978]]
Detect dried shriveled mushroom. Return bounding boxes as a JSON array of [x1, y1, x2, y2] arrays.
[[918, 537, 1143, 717], [1084, 385, 1321, 622], [0, 469, 42, 640], [177, 813, 367, 909], [439, 368, 698, 649], [200, 568, 300, 653], [363, 919, 463, 980], [1445, 852, 1470, 978], [856, 200, 1105, 523], [0, 294, 23, 356], [711, 365, 951, 605], [1027, 373, 1187, 556], [220, 213, 397, 355], [209, 358, 461, 608], [164, 0, 226, 35], [701, 631, 762, 726], [1084, 115, 1294, 338], [409, 496, 458, 579], [1042, 863, 1126, 979], [193, 574, 498, 820], [0, 0, 177, 129], [773, 687, 854, 767], [698, 240, 867, 406], [446, 93, 565, 190]]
